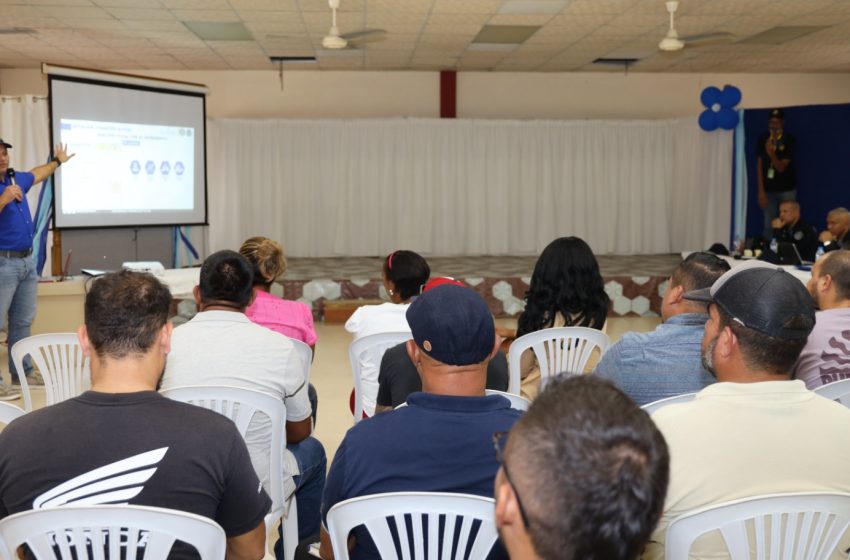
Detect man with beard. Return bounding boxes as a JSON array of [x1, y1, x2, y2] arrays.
[[642, 261, 850, 559], [794, 250, 850, 389], [0, 270, 269, 560]]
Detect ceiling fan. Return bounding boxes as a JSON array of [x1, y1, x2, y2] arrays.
[[658, 1, 733, 52], [322, 0, 386, 50]]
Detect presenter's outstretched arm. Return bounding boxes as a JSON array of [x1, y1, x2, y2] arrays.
[[31, 143, 75, 183]]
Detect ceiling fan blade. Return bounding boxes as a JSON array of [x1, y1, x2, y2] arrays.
[[340, 28, 386, 41], [682, 31, 733, 43]]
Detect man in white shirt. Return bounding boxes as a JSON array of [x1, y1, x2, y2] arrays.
[[795, 249, 850, 388], [161, 250, 326, 559], [644, 262, 850, 559]]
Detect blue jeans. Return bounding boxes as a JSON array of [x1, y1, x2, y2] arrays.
[[0, 256, 36, 382], [275, 436, 327, 559], [762, 190, 797, 240]]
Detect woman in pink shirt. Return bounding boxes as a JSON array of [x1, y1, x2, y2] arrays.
[[239, 236, 317, 348]]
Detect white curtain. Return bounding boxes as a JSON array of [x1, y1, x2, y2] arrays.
[[208, 117, 732, 257], [0, 95, 52, 275]]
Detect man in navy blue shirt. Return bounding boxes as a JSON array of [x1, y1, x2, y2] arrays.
[[0, 139, 74, 400], [318, 284, 521, 559]]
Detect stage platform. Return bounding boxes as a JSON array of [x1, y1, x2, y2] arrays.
[[279, 254, 682, 320]]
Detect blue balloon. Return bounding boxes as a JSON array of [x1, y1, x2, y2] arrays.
[[699, 109, 718, 131], [718, 108, 739, 130], [719, 85, 742, 108], [700, 86, 721, 108]]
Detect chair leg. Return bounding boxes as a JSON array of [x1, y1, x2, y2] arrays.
[[282, 496, 299, 560]]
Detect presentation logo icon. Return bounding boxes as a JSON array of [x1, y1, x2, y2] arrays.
[[160, 161, 171, 175], [130, 160, 141, 175], [174, 162, 185, 176], [145, 161, 156, 175]]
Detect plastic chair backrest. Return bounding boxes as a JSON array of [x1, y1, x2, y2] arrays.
[[0, 402, 25, 426], [666, 492, 850, 560], [11, 333, 91, 412], [160, 384, 296, 558], [484, 389, 530, 411], [814, 379, 850, 408], [507, 327, 610, 394], [326, 492, 498, 560], [641, 392, 698, 414], [348, 332, 411, 423], [290, 338, 313, 385], [0, 504, 226, 560]]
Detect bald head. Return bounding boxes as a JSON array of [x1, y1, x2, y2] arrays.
[[826, 208, 850, 240], [778, 200, 801, 226]]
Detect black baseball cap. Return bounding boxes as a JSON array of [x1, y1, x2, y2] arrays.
[[0, 139, 11, 149], [406, 284, 495, 366], [684, 261, 814, 339], [769, 108, 784, 119]]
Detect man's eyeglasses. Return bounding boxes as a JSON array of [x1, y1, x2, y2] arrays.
[[492, 431, 531, 528]]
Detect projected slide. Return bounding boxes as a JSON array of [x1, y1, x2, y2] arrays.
[[59, 119, 194, 214]]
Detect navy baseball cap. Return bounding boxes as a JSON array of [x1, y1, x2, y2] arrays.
[[0, 139, 11, 149], [406, 284, 495, 366], [684, 261, 814, 339]]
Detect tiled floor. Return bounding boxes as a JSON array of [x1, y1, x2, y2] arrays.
[[284, 254, 682, 280], [0, 317, 662, 464]]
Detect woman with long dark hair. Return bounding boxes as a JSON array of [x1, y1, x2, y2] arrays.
[[514, 236, 609, 399]]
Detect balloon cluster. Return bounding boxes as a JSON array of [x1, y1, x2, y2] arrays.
[[698, 85, 741, 131]]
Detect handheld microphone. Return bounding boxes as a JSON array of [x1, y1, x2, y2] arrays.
[[7, 168, 19, 204]]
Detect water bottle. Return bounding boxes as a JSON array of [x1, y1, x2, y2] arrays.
[[816, 245, 825, 261], [770, 238, 778, 254]]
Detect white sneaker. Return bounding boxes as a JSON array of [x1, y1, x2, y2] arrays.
[[11, 370, 44, 387], [0, 385, 21, 401]]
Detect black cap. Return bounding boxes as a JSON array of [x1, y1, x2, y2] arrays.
[[406, 284, 495, 366], [0, 139, 11, 149], [684, 261, 814, 339], [769, 108, 784, 119]]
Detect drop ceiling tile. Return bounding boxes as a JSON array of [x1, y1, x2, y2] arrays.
[[228, 0, 298, 10], [172, 10, 241, 22], [367, 0, 435, 14], [106, 7, 173, 19], [36, 5, 113, 19], [433, 0, 500, 13], [487, 14, 557, 26], [564, 0, 639, 16], [93, 0, 163, 7], [299, 0, 365, 11], [160, 0, 231, 8], [124, 19, 187, 32], [26, 0, 95, 6]]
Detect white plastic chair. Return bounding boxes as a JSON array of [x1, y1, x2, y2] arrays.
[[326, 492, 498, 560], [290, 338, 313, 385], [0, 401, 25, 425], [507, 327, 610, 395], [11, 333, 90, 412], [160, 385, 298, 560], [641, 392, 698, 414], [348, 332, 412, 423], [485, 389, 531, 411], [814, 378, 850, 408], [666, 492, 850, 560], [0, 504, 226, 560]]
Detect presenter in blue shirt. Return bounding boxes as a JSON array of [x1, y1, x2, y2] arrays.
[[0, 138, 74, 400]]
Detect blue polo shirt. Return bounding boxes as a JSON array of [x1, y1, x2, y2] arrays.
[[321, 392, 520, 559], [0, 171, 35, 251]]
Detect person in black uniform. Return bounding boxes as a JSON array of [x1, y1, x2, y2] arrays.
[[757, 109, 797, 240], [772, 200, 818, 261]]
